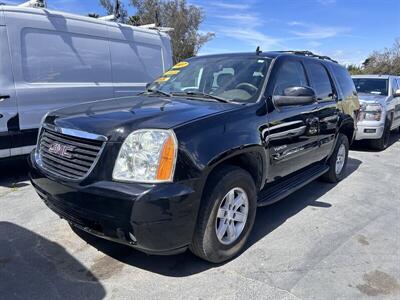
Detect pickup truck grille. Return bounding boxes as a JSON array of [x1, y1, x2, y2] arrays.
[[39, 128, 104, 180]]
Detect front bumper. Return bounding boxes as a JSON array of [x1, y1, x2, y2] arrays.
[[355, 120, 385, 140], [28, 151, 202, 255]]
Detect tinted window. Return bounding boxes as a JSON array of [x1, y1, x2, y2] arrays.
[[110, 41, 164, 83], [307, 62, 334, 101], [21, 29, 111, 83], [273, 60, 308, 95], [352, 78, 388, 96], [332, 65, 356, 98]]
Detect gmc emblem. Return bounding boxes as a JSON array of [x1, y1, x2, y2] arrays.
[[48, 143, 75, 159]]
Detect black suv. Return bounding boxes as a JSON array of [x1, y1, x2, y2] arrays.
[[29, 51, 360, 263]]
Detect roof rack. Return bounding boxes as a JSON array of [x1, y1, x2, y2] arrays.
[[277, 50, 338, 63]]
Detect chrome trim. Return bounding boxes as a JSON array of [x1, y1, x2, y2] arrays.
[[35, 125, 107, 182], [42, 123, 108, 142]]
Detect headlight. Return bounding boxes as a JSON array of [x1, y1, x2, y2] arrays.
[[113, 129, 177, 183], [359, 103, 383, 121]]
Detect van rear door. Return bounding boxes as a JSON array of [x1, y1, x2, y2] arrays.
[[0, 20, 17, 159], [4, 9, 114, 155]]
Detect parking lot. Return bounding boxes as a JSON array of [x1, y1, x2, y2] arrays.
[[0, 134, 399, 300]]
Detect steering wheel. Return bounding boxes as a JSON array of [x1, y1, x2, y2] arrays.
[[235, 83, 258, 94]]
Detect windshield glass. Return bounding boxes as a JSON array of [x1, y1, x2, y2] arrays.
[[148, 56, 272, 103], [353, 78, 388, 96]]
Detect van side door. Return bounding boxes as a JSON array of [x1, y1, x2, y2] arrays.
[[0, 23, 17, 159], [265, 57, 320, 180], [4, 11, 114, 155], [304, 61, 340, 161], [107, 23, 170, 97]]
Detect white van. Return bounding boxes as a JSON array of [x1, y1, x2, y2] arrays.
[[0, 5, 173, 159]]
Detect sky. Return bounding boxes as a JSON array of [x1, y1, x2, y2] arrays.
[[3, 0, 400, 65]]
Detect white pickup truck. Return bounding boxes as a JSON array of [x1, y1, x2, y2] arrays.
[[352, 75, 400, 150]]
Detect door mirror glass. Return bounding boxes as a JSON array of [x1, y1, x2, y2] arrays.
[[273, 86, 317, 107]]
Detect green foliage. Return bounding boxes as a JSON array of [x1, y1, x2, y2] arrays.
[[347, 38, 400, 76], [347, 64, 363, 75], [99, 0, 214, 64], [99, 0, 128, 23]]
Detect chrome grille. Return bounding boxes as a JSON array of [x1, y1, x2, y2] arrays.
[[38, 128, 104, 180]]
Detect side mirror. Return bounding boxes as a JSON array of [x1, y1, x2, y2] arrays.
[[394, 89, 400, 98], [145, 83, 151, 91], [273, 86, 317, 107]]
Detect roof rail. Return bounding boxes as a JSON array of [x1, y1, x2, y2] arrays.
[[277, 50, 338, 63]]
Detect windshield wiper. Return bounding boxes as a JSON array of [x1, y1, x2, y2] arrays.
[[173, 91, 230, 103], [139, 89, 172, 97]]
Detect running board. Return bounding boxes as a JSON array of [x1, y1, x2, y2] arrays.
[[257, 164, 329, 207]]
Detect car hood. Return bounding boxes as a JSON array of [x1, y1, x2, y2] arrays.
[[357, 93, 387, 104], [46, 96, 237, 142]]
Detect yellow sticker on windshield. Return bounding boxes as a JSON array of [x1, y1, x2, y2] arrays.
[[164, 70, 180, 76], [155, 77, 170, 83], [172, 61, 189, 69]]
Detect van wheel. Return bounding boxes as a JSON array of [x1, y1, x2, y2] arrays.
[[190, 166, 257, 263], [370, 120, 390, 151], [321, 133, 349, 183]]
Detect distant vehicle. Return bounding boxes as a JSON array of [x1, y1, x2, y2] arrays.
[[352, 75, 400, 150], [30, 50, 360, 263], [0, 5, 172, 159]]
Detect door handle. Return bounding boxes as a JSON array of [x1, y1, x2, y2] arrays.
[[0, 95, 10, 101]]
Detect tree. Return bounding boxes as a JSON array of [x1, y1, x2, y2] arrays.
[[130, 0, 214, 63], [362, 38, 400, 75], [347, 64, 363, 75], [99, 0, 128, 23]]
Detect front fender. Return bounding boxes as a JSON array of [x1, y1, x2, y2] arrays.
[[173, 104, 268, 187]]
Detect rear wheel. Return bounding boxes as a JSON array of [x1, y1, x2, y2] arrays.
[[321, 133, 349, 183], [370, 120, 390, 151], [190, 166, 257, 263]]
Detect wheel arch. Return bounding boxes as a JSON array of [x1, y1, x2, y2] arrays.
[[339, 117, 355, 145], [204, 146, 267, 193]]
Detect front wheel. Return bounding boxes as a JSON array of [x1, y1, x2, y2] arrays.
[[321, 133, 349, 183], [190, 166, 257, 263]]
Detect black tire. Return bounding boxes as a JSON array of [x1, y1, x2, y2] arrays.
[[320, 133, 349, 183], [190, 165, 257, 263], [370, 120, 390, 151]]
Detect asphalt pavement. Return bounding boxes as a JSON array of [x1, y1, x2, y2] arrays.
[[0, 133, 399, 299]]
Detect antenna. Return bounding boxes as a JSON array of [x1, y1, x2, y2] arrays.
[[256, 46, 262, 55]]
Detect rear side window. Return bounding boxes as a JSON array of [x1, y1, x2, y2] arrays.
[[307, 62, 334, 101], [273, 60, 308, 95], [332, 65, 356, 98], [21, 29, 111, 83], [110, 41, 164, 83]]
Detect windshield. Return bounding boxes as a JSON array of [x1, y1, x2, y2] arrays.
[[353, 78, 388, 96], [148, 56, 272, 103]]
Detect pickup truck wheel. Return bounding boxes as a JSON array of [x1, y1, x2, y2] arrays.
[[321, 133, 349, 183], [190, 166, 257, 263], [370, 121, 390, 151]]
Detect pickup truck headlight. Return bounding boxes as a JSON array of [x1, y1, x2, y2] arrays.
[[359, 103, 383, 121], [113, 129, 177, 183]]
